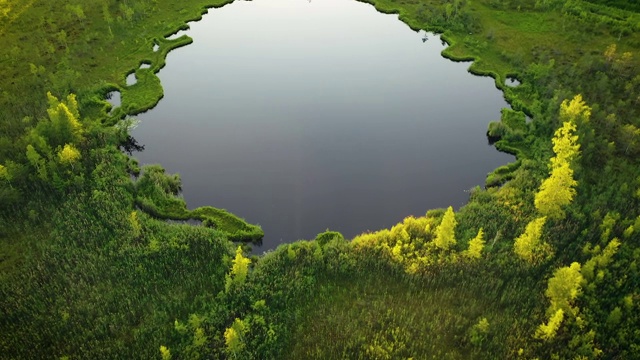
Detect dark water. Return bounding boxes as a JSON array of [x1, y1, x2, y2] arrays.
[[132, 0, 513, 251]]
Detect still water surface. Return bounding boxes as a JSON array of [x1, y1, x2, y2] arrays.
[[132, 0, 513, 250]]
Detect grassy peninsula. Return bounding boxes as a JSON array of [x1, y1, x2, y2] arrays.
[[1, 0, 639, 359]]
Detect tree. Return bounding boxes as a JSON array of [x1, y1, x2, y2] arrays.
[[159, 345, 171, 360], [535, 262, 583, 344], [44, 92, 84, 147], [534, 163, 577, 220], [225, 318, 247, 358], [581, 238, 620, 283], [193, 327, 207, 348], [534, 98, 584, 220], [619, 124, 640, 155], [470, 317, 490, 346], [514, 217, 550, 263], [26, 144, 48, 181], [57, 143, 81, 167], [434, 206, 456, 250], [558, 94, 589, 161], [225, 246, 251, 291], [546, 262, 583, 315], [535, 308, 564, 341], [464, 228, 484, 260], [21, 93, 87, 186], [550, 117, 580, 168]]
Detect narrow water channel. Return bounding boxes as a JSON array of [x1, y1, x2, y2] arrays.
[[131, 0, 513, 250]]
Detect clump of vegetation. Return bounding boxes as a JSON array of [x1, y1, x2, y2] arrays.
[[134, 164, 264, 242]]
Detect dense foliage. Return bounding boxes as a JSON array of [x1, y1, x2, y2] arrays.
[[1, 0, 639, 358], [585, 0, 640, 12]]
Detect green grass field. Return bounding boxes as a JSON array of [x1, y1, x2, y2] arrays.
[[287, 265, 543, 359]]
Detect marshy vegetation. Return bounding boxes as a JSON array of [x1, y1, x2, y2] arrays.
[[1, 0, 639, 359]]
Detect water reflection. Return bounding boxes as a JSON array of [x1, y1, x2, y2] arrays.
[[120, 134, 145, 155]]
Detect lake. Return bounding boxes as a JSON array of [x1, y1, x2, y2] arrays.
[[131, 0, 513, 251]]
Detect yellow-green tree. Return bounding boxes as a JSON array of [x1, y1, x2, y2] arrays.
[[22, 93, 87, 185], [551, 115, 580, 168], [434, 206, 456, 251], [546, 262, 583, 315], [534, 96, 586, 220], [514, 217, 551, 263], [534, 163, 578, 220], [558, 94, 590, 131], [159, 345, 171, 360], [535, 308, 564, 341], [224, 318, 247, 358], [535, 262, 583, 342], [225, 246, 251, 292], [464, 228, 485, 260], [57, 143, 81, 167], [44, 92, 84, 147], [193, 327, 207, 348], [581, 238, 620, 283]]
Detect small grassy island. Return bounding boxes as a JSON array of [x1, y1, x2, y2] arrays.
[[1, 0, 639, 358]]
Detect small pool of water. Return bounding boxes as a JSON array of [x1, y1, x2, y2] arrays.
[[126, 73, 136, 86], [506, 77, 521, 87], [105, 90, 121, 113], [132, 0, 513, 250]]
